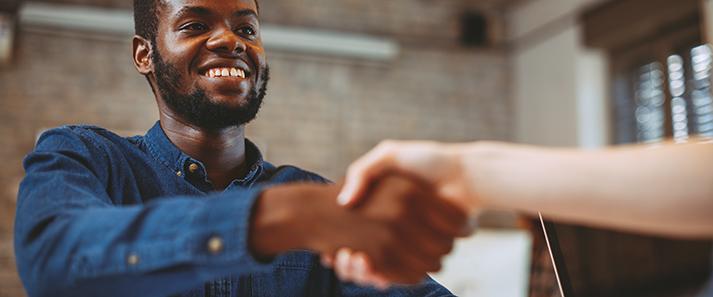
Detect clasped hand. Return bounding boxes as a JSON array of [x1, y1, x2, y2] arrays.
[[324, 140, 478, 288], [251, 141, 474, 289], [322, 175, 469, 287]]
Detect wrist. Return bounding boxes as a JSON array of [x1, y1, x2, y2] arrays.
[[451, 141, 502, 211], [249, 185, 310, 258], [248, 183, 342, 258]]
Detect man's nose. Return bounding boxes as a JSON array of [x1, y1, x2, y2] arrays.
[[206, 28, 246, 54]]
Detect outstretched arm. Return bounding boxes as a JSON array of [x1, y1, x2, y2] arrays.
[[16, 128, 465, 296], [340, 139, 713, 238], [333, 139, 713, 288], [462, 139, 713, 238]]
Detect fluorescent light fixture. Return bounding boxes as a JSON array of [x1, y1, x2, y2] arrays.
[[19, 2, 399, 61], [260, 24, 398, 61]]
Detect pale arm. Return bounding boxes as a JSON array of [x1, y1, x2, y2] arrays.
[[334, 139, 713, 286], [340, 139, 713, 239], [464, 139, 713, 238]]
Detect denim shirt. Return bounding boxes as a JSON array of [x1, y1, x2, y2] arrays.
[[14, 122, 454, 297]]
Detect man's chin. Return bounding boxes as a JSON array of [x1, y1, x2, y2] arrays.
[[197, 77, 252, 99], [205, 94, 253, 110], [190, 109, 259, 130]]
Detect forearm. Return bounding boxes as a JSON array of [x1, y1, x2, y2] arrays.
[[250, 182, 349, 257], [15, 189, 273, 297], [461, 140, 713, 238], [249, 184, 320, 257]]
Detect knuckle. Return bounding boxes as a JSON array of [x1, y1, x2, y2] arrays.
[[406, 274, 423, 284], [433, 238, 454, 255], [443, 239, 455, 254], [453, 211, 469, 227], [428, 260, 442, 272]]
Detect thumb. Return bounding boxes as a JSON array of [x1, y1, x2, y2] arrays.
[[338, 142, 398, 207], [337, 173, 366, 207]]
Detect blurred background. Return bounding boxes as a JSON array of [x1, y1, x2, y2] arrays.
[[0, 0, 712, 296]]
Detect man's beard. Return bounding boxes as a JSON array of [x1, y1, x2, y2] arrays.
[[152, 50, 269, 130]]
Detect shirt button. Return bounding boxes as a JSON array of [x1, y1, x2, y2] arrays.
[[207, 236, 224, 255], [188, 163, 199, 173], [127, 253, 140, 266], [176, 171, 183, 177]]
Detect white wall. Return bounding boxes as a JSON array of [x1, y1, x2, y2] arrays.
[[509, 0, 609, 148]]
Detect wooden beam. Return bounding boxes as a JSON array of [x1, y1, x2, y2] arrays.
[[582, 0, 701, 51]]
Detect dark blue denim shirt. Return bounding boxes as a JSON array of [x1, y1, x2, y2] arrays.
[[14, 122, 454, 297]]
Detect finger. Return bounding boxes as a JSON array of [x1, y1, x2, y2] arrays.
[[395, 175, 469, 238], [460, 215, 479, 236], [402, 226, 453, 272], [386, 250, 434, 284], [335, 248, 354, 281], [321, 254, 335, 267], [346, 250, 365, 283], [367, 262, 392, 291], [423, 205, 467, 238], [371, 274, 392, 291], [338, 141, 398, 207], [351, 252, 370, 285], [347, 252, 394, 289], [398, 220, 454, 263], [417, 230, 455, 263], [420, 194, 470, 237]]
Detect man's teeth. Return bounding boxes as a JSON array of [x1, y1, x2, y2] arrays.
[[206, 67, 246, 78]]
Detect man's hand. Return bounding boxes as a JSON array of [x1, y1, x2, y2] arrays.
[[248, 175, 468, 285]]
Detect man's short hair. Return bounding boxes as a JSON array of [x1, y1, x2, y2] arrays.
[[133, 0, 260, 42], [133, 0, 161, 42]]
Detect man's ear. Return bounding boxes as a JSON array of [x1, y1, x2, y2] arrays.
[[132, 35, 152, 75]]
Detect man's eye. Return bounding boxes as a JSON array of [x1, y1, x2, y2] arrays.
[[181, 23, 208, 31], [238, 27, 256, 36]]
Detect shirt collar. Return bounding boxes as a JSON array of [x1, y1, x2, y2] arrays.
[[144, 121, 265, 185]]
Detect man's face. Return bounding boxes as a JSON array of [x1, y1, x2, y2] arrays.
[[151, 0, 268, 129]]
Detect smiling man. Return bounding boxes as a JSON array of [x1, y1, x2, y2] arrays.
[[13, 0, 467, 296]]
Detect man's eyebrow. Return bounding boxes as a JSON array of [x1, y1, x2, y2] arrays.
[[233, 9, 258, 19], [174, 6, 213, 19]]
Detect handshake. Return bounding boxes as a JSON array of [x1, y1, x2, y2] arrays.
[[250, 141, 477, 289]]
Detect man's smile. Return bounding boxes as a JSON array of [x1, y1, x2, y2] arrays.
[[205, 67, 247, 78], [197, 59, 253, 87]]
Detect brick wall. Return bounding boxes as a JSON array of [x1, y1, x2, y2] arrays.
[[0, 1, 512, 295], [254, 48, 510, 178]]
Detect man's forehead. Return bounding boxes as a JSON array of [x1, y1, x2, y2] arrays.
[[161, 0, 258, 16]]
